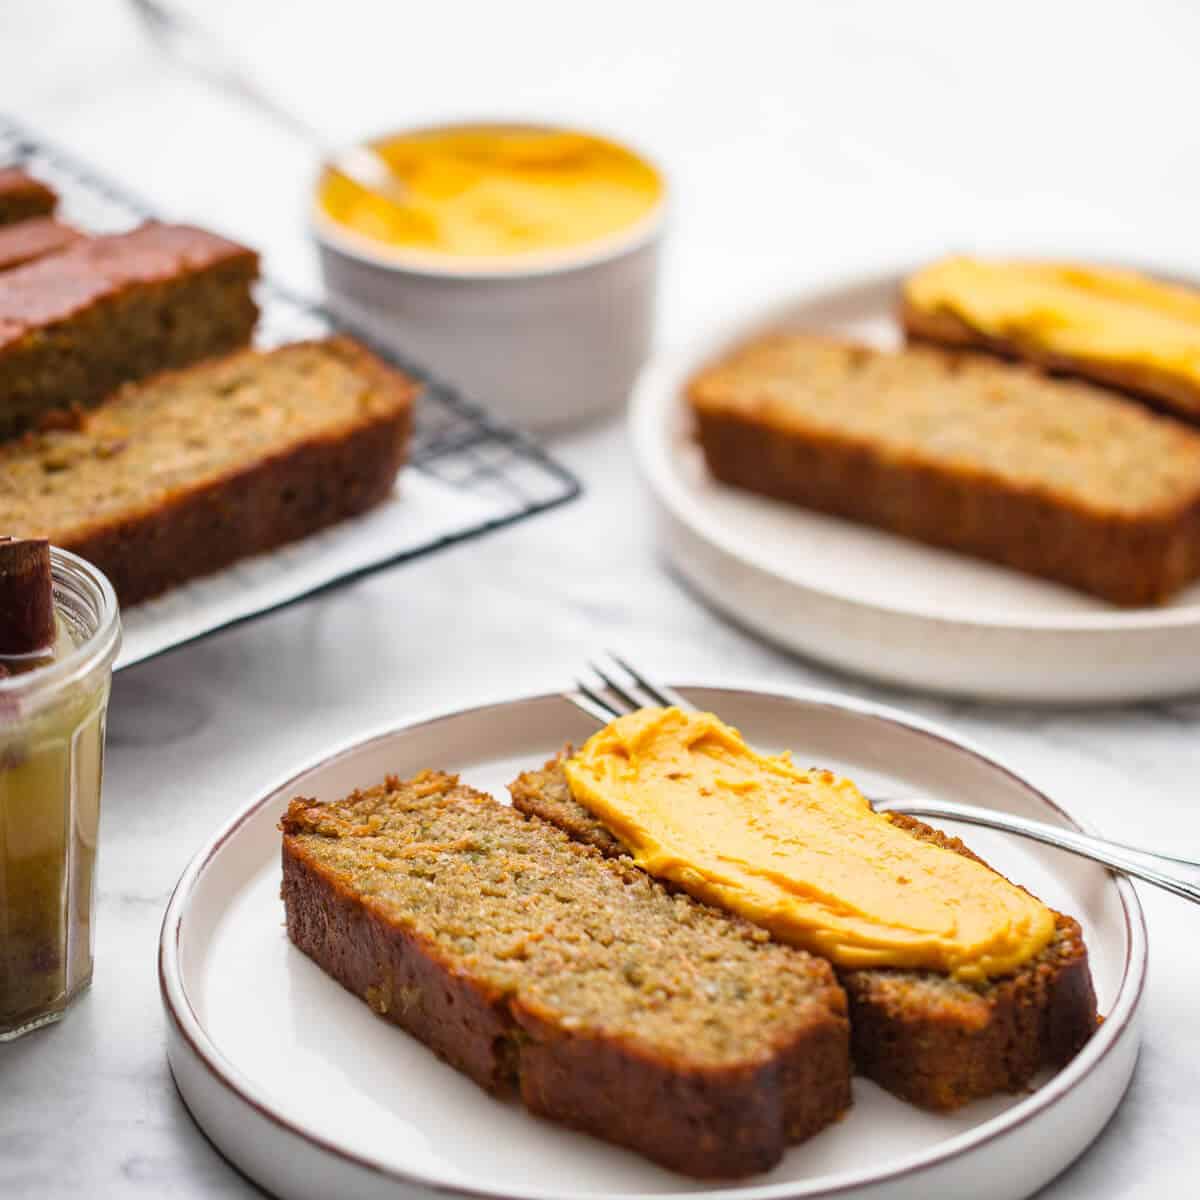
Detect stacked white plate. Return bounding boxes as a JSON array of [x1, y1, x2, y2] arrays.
[[630, 270, 1200, 703]]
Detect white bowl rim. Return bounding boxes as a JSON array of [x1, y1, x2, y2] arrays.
[[630, 263, 1200, 634], [309, 116, 668, 281], [158, 680, 1147, 1200]]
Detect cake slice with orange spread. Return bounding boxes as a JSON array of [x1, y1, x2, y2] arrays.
[[902, 255, 1200, 422], [511, 707, 1097, 1111]]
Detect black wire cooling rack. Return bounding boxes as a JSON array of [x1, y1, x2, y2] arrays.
[[0, 113, 581, 580]]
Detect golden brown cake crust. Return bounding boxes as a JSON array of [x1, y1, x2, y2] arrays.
[[0, 217, 84, 272], [509, 757, 1098, 1113], [0, 168, 57, 226], [688, 333, 1200, 606], [0, 221, 259, 437], [901, 293, 1200, 422], [281, 772, 852, 1178], [0, 337, 414, 606]]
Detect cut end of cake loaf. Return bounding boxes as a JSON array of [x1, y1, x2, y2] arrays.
[[0, 221, 260, 437], [687, 332, 1200, 605], [281, 770, 852, 1178], [841, 813, 1097, 1111], [0, 168, 57, 226], [0, 336, 415, 605], [510, 755, 1098, 1112]]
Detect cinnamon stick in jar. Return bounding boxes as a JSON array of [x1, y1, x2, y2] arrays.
[[0, 536, 55, 661]]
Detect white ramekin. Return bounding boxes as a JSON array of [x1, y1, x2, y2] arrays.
[[311, 123, 665, 433]]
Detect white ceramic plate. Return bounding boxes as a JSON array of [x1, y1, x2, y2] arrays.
[[629, 270, 1200, 703], [160, 685, 1145, 1200]]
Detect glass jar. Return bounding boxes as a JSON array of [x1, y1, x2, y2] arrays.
[[0, 549, 120, 1040]]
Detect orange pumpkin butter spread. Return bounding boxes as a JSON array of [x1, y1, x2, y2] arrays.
[[319, 126, 661, 261], [904, 256, 1200, 379], [564, 708, 1056, 982]]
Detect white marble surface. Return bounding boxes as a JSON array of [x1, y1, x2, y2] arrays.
[[2, 1, 1199, 1196]]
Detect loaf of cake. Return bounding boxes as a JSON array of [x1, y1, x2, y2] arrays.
[[902, 256, 1200, 423], [281, 771, 852, 1178], [687, 333, 1200, 606], [510, 754, 1097, 1112], [0, 217, 83, 272], [0, 337, 414, 605], [0, 221, 259, 437], [0, 168, 57, 225]]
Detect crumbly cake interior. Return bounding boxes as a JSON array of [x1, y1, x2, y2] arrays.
[[689, 335, 1200, 513], [0, 341, 403, 536], [284, 770, 840, 1068]]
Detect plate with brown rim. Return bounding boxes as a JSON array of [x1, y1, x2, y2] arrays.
[[159, 684, 1145, 1200]]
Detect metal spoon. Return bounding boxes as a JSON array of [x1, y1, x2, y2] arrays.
[[128, 0, 407, 203]]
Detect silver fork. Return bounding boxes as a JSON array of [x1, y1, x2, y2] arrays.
[[565, 654, 1200, 905]]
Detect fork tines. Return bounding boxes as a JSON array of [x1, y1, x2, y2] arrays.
[[569, 652, 692, 725]]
